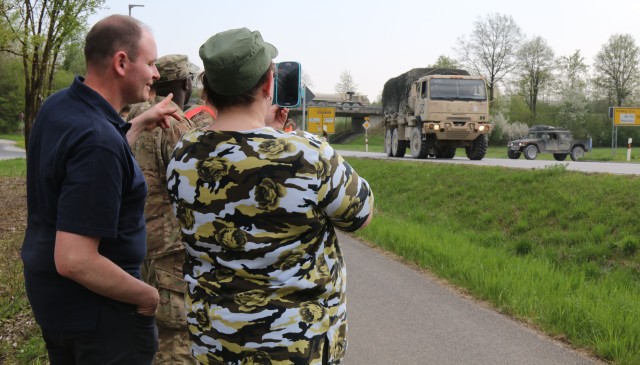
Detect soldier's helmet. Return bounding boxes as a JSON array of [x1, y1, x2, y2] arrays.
[[155, 54, 190, 82]]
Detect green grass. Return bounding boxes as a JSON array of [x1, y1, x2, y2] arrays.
[[0, 134, 26, 149], [0, 158, 26, 177], [0, 134, 27, 177], [346, 158, 640, 364]]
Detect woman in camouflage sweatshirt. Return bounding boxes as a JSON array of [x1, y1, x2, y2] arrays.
[[166, 28, 374, 365]]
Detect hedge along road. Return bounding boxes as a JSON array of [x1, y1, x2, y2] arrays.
[[337, 150, 607, 364]]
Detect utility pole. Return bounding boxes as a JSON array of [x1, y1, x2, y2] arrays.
[[128, 4, 144, 16]]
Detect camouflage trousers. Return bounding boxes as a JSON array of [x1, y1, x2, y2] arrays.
[[142, 251, 197, 365]]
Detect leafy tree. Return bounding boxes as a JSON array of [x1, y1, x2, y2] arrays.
[[488, 112, 528, 145], [0, 53, 25, 132], [61, 34, 86, 76], [593, 34, 640, 107], [557, 50, 589, 91], [0, 0, 105, 150], [455, 13, 524, 103], [334, 69, 358, 94], [429, 55, 459, 69], [505, 93, 534, 125], [554, 51, 590, 132], [516, 36, 555, 120]]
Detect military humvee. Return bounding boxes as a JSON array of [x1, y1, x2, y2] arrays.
[[507, 125, 590, 161]]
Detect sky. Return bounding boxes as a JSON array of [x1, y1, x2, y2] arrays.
[[87, 0, 640, 102]]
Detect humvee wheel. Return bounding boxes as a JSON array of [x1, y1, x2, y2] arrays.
[[410, 128, 428, 159], [385, 129, 393, 157], [391, 128, 406, 157], [553, 153, 568, 161], [570, 146, 585, 161], [524, 145, 538, 160], [507, 149, 521, 159]]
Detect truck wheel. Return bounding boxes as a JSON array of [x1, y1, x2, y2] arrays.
[[553, 153, 568, 161], [465, 135, 488, 160], [570, 146, 585, 161], [391, 128, 406, 157], [436, 145, 456, 159], [507, 149, 521, 159], [385, 129, 393, 157], [410, 128, 428, 159], [524, 145, 538, 160]]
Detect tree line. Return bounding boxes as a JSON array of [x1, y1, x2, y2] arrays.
[[337, 13, 640, 147], [450, 13, 640, 147], [1, 5, 639, 148]]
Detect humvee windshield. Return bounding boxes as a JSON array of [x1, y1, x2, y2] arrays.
[[430, 79, 487, 101]]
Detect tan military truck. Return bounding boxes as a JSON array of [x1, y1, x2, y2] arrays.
[[382, 68, 491, 160]]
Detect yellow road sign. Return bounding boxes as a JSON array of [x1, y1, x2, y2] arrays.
[[308, 107, 336, 133], [613, 107, 640, 126]]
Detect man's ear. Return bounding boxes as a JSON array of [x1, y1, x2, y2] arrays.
[[113, 51, 127, 76]]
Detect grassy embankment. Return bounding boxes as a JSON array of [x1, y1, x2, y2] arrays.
[[3, 129, 640, 364], [343, 157, 640, 364]]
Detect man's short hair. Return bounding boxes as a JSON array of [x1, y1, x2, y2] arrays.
[[84, 15, 145, 69]]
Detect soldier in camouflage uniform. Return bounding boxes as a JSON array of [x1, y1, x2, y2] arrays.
[[128, 54, 197, 365], [184, 74, 216, 128]]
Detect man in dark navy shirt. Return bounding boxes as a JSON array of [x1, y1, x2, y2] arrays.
[[22, 14, 180, 365]]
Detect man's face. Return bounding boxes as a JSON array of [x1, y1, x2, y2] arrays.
[[124, 30, 159, 104]]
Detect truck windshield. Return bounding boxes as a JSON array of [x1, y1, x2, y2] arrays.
[[430, 79, 487, 101]]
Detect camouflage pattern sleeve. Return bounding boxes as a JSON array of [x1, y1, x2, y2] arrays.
[[160, 114, 195, 167], [317, 141, 373, 232]]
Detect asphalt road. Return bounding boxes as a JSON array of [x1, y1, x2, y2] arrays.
[[0, 139, 26, 160], [339, 232, 603, 365], [337, 150, 640, 176]]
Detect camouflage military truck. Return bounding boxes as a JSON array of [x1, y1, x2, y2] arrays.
[[507, 125, 590, 161], [382, 68, 491, 160], [307, 92, 371, 110]]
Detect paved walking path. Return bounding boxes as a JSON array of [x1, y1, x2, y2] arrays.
[[339, 232, 603, 365]]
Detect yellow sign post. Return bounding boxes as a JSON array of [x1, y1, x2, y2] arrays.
[[613, 107, 640, 126], [307, 107, 336, 134]]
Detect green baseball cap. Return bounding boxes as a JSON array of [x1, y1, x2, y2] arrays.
[[199, 28, 278, 96], [156, 54, 190, 82]]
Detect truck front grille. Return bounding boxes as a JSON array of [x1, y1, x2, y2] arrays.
[[441, 130, 472, 139]]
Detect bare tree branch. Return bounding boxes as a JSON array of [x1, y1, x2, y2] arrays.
[[455, 13, 524, 104]]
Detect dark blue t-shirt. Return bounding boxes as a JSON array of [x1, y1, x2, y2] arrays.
[[22, 76, 148, 331]]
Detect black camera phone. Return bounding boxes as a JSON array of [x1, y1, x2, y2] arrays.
[[275, 61, 301, 107]]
